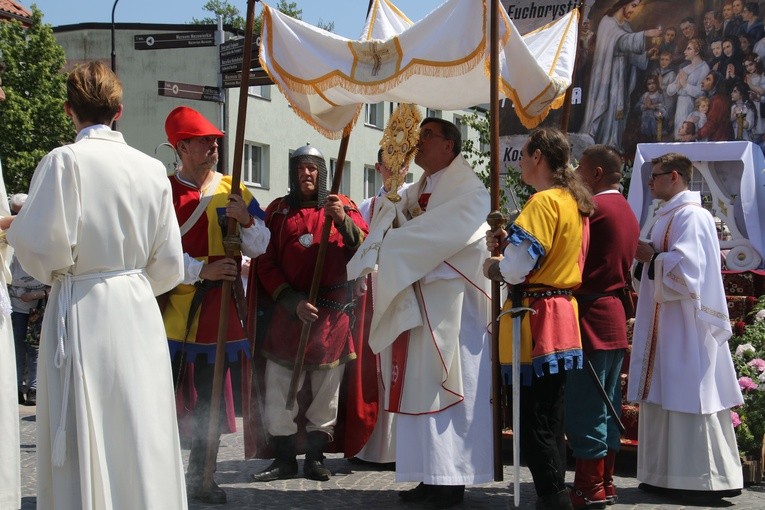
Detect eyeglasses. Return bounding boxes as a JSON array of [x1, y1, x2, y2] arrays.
[[648, 170, 674, 181], [420, 129, 446, 141]]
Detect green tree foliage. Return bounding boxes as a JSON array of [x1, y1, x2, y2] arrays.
[[192, 0, 245, 29], [0, 7, 72, 194], [459, 110, 532, 218], [193, 0, 334, 33]]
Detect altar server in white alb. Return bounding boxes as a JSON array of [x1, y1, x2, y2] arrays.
[[7, 61, 187, 510], [629, 152, 743, 502], [0, 165, 21, 510], [348, 118, 492, 509], [0, 51, 21, 510]]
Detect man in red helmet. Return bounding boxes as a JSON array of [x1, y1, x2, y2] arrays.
[[163, 106, 270, 504]]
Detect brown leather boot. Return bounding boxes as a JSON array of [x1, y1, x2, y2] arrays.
[[569, 457, 607, 509]]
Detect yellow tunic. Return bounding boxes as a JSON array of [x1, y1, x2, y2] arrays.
[[499, 188, 587, 381]]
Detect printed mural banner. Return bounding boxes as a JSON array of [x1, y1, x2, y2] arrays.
[[501, 0, 765, 160]]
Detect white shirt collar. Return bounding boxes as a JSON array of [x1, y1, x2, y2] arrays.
[[423, 167, 446, 194], [75, 124, 112, 142]]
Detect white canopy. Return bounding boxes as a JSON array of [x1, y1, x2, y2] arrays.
[[258, 0, 579, 138]]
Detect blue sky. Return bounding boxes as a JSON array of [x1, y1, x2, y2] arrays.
[[26, 1, 446, 39]]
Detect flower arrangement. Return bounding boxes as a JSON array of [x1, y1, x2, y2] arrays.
[[729, 296, 765, 457]]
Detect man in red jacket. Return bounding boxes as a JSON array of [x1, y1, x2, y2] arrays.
[[251, 145, 369, 483], [567, 145, 639, 509]]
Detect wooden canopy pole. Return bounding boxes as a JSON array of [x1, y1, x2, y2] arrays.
[[559, 1, 585, 132], [285, 0, 376, 410], [201, 0, 258, 494], [286, 133, 351, 408], [487, 0, 506, 483]]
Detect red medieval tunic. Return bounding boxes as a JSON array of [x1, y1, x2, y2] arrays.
[[575, 192, 639, 352], [164, 174, 266, 436], [243, 196, 378, 458], [258, 197, 367, 367]]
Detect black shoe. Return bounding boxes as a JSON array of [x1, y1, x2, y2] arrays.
[[347, 457, 396, 471], [638, 482, 683, 499], [17, 390, 25, 405], [638, 483, 670, 495], [677, 488, 742, 504], [304, 459, 331, 481], [424, 485, 465, 509], [399, 482, 433, 502], [191, 480, 227, 505], [251, 459, 298, 482], [536, 489, 573, 510], [25, 388, 36, 406]]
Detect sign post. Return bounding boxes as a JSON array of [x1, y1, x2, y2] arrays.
[[219, 37, 274, 88], [134, 31, 216, 50], [157, 81, 222, 103]]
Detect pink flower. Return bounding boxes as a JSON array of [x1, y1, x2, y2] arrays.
[[739, 376, 759, 391], [748, 358, 765, 372], [731, 411, 742, 427]]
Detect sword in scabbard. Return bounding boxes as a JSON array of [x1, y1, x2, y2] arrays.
[[497, 286, 536, 509], [583, 357, 626, 435]]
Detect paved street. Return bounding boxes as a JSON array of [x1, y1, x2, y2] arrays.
[[16, 404, 765, 509]]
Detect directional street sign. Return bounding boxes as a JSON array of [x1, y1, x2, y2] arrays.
[[220, 37, 273, 87], [135, 31, 215, 50], [221, 70, 273, 89], [219, 37, 266, 75], [158, 81, 221, 103]]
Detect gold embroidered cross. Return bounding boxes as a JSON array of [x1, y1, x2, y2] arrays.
[[359, 42, 391, 76]]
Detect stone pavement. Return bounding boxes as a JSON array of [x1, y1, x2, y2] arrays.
[[16, 404, 765, 509]]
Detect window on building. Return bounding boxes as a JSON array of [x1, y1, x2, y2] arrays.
[[248, 85, 271, 100], [364, 164, 382, 198], [454, 115, 468, 143], [329, 158, 351, 196], [243, 143, 269, 188], [365, 102, 384, 129], [426, 108, 442, 119]]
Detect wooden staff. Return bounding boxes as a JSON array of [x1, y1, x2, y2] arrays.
[[285, 0, 378, 410], [201, 0, 257, 494], [487, 0, 505, 483], [286, 134, 351, 409], [559, 1, 586, 132]]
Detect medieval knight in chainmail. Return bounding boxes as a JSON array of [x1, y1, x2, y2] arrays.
[[285, 144, 329, 208], [250, 145, 370, 483]]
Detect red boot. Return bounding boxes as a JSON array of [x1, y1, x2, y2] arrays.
[[603, 450, 617, 505], [569, 458, 607, 509]]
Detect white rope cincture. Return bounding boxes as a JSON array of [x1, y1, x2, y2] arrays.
[[50, 268, 144, 467]]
